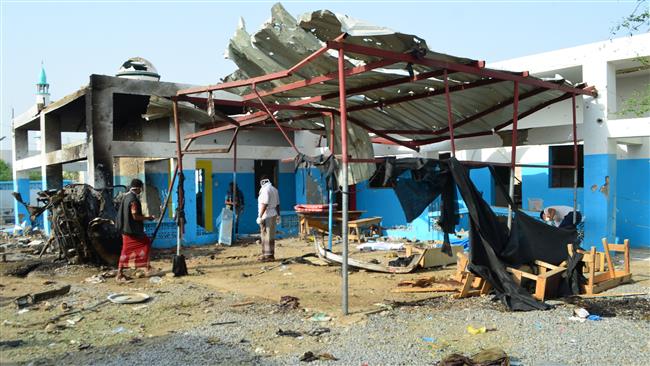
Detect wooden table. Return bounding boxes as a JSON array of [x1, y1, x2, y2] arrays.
[[348, 217, 382, 243], [297, 210, 365, 239]]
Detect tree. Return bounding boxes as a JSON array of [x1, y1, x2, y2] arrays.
[[611, 0, 649, 35], [0, 160, 12, 181]]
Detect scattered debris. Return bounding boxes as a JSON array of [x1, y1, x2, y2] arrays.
[[5, 261, 42, 277], [210, 321, 237, 326], [437, 348, 509, 366], [0, 340, 24, 348], [467, 326, 489, 335], [66, 315, 84, 326], [309, 312, 331, 322], [12, 185, 124, 265], [85, 274, 105, 284], [78, 343, 92, 350], [15, 285, 71, 308], [206, 336, 221, 345], [300, 351, 338, 362], [279, 295, 300, 310], [107, 292, 150, 304], [307, 327, 330, 336], [277, 329, 302, 338], [230, 301, 255, 308], [149, 276, 163, 284]]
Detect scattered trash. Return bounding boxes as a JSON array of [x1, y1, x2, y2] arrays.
[[300, 351, 338, 362], [107, 292, 150, 304], [277, 329, 303, 338], [45, 323, 65, 333], [15, 285, 71, 308], [132, 304, 149, 311], [307, 327, 330, 336], [279, 296, 300, 310], [65, 316, 83, 326], [112, 326, 128, 334], [78, 343, 91, 350], [467, 325, 487, 335], [210, 321, 237, 326], [0, 340, 24, 348], [85, 275, 105, 284], [17, 309, 30, 315], [587, 314, 603, 321], [421, 337, 436, 343], [149, 276, 162, 284], [59, 303, 70, 312], [574, 307, 590, 319], [534, 322, 543, 331], [230, 301, 255, 307], [439, 348, 509, 366], [309, 312, 331, 322], [357, 242, 405, 252], [206, 336, 221, 345]]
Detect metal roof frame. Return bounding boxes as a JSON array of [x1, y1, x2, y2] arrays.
[[170, 20, 595, 315]]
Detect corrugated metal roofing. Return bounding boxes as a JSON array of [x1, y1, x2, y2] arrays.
[[211, 3, 589, 148]]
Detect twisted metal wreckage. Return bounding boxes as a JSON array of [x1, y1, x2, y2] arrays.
[[166, 5, 597, 313]]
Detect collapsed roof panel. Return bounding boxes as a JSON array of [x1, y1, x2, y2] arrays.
[[181, 3, 595, 150]]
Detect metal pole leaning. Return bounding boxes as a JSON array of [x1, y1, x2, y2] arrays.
[[572, 94, 578, 224], [507, 81, 519, 229], [338, 47, 349, 316], [443, 69, 456, 156], [172, 99, 185, 256], [328, 113, 335, 251]]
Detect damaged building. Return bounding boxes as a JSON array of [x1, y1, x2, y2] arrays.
[[10, 5, 650, 252]]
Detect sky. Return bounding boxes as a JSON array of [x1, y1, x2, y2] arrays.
[[0, 0, 646, 151]]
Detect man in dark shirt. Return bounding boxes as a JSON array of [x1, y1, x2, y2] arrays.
[[226, 182, 244, 235], [116, 179, 155, 282]]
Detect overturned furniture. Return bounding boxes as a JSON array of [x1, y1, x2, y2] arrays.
[[568, 239, 632, 295], [405, 244, 463, 269], [506, 261, 566, 301], [454, 252, 491, 299]]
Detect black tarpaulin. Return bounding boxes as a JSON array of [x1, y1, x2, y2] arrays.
[[383, 157, 580, 311]]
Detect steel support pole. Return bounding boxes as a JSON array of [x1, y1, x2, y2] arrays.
[[338, 48, 349, 315], [507, 81, 519, 229], [328, 113, 335, 251], [572, 94, 578, 224], [233, 131, 238, 241], [443, 69, 456, 156], [172, 99, 185, 256]]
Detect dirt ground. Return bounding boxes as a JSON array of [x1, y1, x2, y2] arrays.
[[1, 237, 648, 364]]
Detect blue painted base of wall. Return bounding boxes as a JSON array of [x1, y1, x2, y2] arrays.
[[616, 159, 650, 248]]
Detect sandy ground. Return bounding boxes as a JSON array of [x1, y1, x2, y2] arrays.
[[1, 237, 648, 365]]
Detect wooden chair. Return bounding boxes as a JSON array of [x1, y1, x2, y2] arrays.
[[506, 261, 566, 301], [567, 239, 632, 295], [454, 252, 491, 298]]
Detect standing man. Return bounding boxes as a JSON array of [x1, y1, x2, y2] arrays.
[[256, 176, 280, 262], [540, 205, 582, 229], [226, 182, 244, 236], [115, 179, 156, 281]]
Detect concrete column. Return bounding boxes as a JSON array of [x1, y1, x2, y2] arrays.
[[12, 128, 30, 225], [582, 61, 618, 249], [86, 80, 114, 188]]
